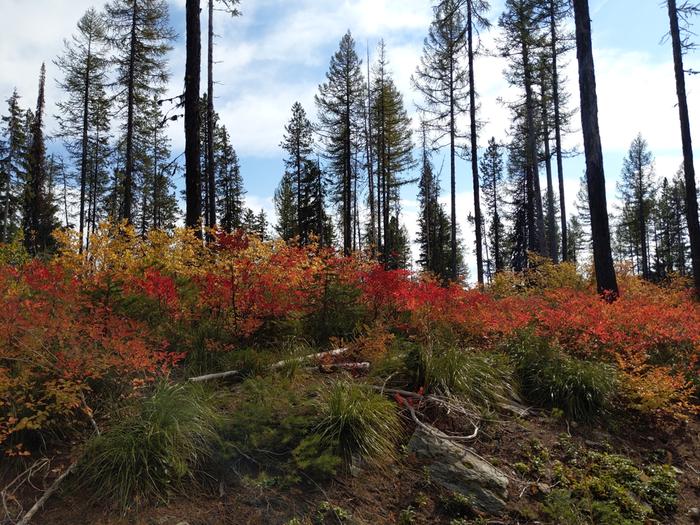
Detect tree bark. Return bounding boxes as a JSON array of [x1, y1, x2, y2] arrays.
[[550, 0, 568, 262], [122, 1, 138, 223], [206, 0, 216, 230], [667, 0, 700, 299], [185, 0, 202, 232], [467, 0, 484, 284], [78, 36, 92, 252], [573, 0, 618, 298]]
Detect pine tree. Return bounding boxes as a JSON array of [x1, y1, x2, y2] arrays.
[[55, 8, 110, 251], [573, 0, 618, 297], [139, 97, 179, 232], [463, 0, 491, 284], [413, 0, 469, 279], [23, 64, 59, 254], [617, 133, 655, 279], [315, 31, 365, 256], [205, 0, 241, 230], [0, 90, 28, 242], [480, 137, 505, 276], [106, 0, 174, 223], [417, 120, 453, 282], [499, 0, 548, 257], [548, 0, 574, 261], [215, 125, 245, 232], [274, 172, 297, 242], [371, 41, 415, 268], [280, 102, 314, 243], [666, 0, 700, 298]]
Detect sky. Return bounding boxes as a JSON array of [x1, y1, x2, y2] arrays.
[[2, 0, 699, 274]]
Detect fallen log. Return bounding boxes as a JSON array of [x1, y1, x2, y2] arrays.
[[188, 348, 350, 382]]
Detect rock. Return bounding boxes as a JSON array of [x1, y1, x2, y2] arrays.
[[408, 426, 508, 515], [688, 507, 700, 522]]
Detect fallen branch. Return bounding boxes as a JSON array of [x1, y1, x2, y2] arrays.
[[395, 395, 479, 442], [307, 362, 370, 372], [189, 348, 349, 382], [17, 461, 77, 525], [189, 369, 241, 383], [269, 347, 349, 370]]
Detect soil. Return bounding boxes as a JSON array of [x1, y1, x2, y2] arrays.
[[9, 410, 699, 525]]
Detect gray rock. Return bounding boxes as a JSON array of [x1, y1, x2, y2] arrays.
[[408, 426, 508, 515]]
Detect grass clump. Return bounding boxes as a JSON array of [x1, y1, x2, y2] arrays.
[[315, 381, 402, 467], [419, 347, 513, 410], [507, 332, 617, 421], [77, 382, 224, 511]]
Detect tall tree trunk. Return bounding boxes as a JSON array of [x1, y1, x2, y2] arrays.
[[344, 67, 352, 256], [550, 0, 568, 261], [522, 38, 539, 256], [467, 0, 484, 284], [79, 36, 92, 252], [668, 0, 700, 299], [541, 67, 558, 262], [449, 57, 458, 280], [206, 0, 216, 230], [573, 0, 618, 298], [185, 0, 202, 232], [365, 47, 375, 256], [122, 1, 138, 223]]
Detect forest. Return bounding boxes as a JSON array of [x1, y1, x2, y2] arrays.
[[0, 0, 699, 524]]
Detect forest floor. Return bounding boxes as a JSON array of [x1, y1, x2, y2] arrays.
[[13, 386, 700, 525]]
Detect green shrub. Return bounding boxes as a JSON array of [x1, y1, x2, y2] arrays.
[[77, 382, 224, 511], [508, 332, 617, 421], [546, 441, 679, 524], [223, 376, 341, 484], [315, 381, 401, 467]]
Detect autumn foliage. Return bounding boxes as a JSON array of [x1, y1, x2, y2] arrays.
[[0, 224, 698, 455]]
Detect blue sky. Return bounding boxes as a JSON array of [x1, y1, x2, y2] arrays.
[[2, 0, 699, 272]]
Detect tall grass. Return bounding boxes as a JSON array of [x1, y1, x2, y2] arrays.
[[315, 381, 401, 467], [421, 347, 513, 410], [507, 332, 617, 421], [77, 382, 224, 511]]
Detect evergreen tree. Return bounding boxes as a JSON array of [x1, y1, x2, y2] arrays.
[[666, 0, 700, 298], [139, 97, 179, 232], [573, 0, 618, 297], [547, 0, 574, 261], [413, 0, 469, 279], [315, 31, 365, 256], [274, 172, 297, 242], [617, 133, 655, 279], [499, 0, 548, 256], [23, 64, 59, 254], [0, 90, 28, 242], [371, 41, 415, 268], [105, 0, 174, 223], [417, 120, 453, 282], [215, 125, 245, 232], [480, 137, 505, 276], [566, 214, 585, 262], [280, 102, 314, 243], [462, 0, 491, 284], [55, 8, 110, 250]]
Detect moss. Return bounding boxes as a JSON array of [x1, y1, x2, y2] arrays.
[[541, 440, 679, 524]]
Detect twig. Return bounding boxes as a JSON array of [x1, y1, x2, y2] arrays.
[[16, 462, 77, 525], [80, 391, 100, 436]]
